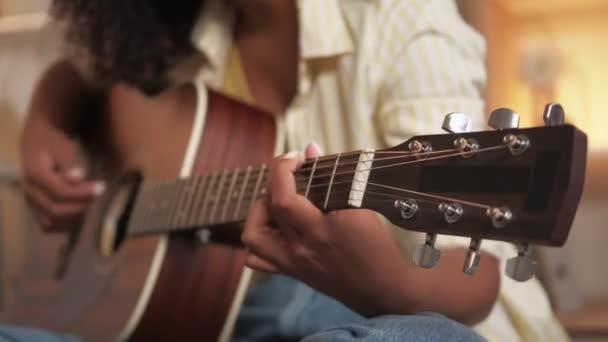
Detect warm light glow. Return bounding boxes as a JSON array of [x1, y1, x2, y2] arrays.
[[517, 7, 608, 151]]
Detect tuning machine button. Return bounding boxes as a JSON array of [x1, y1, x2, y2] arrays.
[[413, 234, 441, 268], [486, 207, 513, 228], [543, 103, 565, 126], [439, 202, 463, 224], [394, 199, 419, 219], [488, 108, 520, 130], [442, 112, 473, 134], [463, 238, 482, 275], [408, 140, 432, 158], [506, 243, 537, 282], [454, 137, 479, 158], [503, 134, 530, 156]]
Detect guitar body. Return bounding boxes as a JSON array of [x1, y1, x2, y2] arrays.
[[8, 83, 277, 341]]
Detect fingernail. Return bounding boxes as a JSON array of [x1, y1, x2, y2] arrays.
[[92, 182, 106, 196], [67, 167, 85, 180], [282, 151, 302, 160], [307, 142, 324, 156]]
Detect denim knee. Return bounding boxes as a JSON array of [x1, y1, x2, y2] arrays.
[[302, 312, 486, 342], [0, 326, 79, 342]]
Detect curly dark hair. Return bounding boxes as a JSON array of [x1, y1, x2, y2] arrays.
[[52, 0, 204, 94]]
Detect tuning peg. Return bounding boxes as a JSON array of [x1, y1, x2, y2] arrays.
[[488, 108, 520, 130], [413, 234, 441, 268], [506, 243, 537, 282], [543, 103, 565, 126], [442, 112, 472, 134], [463, 238, 482, 275]]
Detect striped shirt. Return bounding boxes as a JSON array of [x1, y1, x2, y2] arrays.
[[187, 0, 569, 341]]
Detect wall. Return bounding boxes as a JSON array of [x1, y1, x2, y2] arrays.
[[509, 3, 608, 299], [461, 0, 608, 304], [0, 0, 59, 310]]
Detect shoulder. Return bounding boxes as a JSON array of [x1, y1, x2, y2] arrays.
[[342, 0, 484, 53]]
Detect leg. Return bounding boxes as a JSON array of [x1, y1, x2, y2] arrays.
[[235, 274, 363, 342], [235, 275, 484, 342], [0, 326, 79, 342], [302, 313, 486, 342]]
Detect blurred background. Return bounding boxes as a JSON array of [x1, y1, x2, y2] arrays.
[[0, 0, 606, 340]]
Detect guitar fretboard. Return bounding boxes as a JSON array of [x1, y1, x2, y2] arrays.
[[127, 152, 364, 236]]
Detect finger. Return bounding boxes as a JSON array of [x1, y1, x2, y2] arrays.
[[267, 153, 324, 235], [267, 152, 305, 218], [245, 253, 280, 273], [25, 159, 104, 202], [29, 207, 52, 231], [24, 182, 90, 220], [242, 200, 291, 269], [304, 142, 324, 159], [25, 196, 74, 233]]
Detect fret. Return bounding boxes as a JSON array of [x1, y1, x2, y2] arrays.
[[186, 175, 206, 228], [208, 170, 229, 224], [127, 184, 150, 234], [173, 179, 191, 228], [151, 183, 167, 232], [323, 154, 342, 209], [182, 178, 199, 228], [160, 181, 175, 231], [304, 157, 318, 199], [126, 151, 363, 235], [250, 165, 266, 214], [220, 169, 240, 222], [128, 152, 359, 235], [172, 180, 186, 228], [150, 183, 171, 231], [198, 172, 218, 226], [234, 166, 252, 220], [151, 184, 165, 232]]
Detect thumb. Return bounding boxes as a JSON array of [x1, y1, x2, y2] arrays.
[[304, 142, 324, 159]]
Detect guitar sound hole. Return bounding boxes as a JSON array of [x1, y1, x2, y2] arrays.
[[113, 205, 130, 251], [98, 183, 137, 258]]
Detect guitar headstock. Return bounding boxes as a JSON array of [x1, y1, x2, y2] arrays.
[[360, 104, 587, 281]]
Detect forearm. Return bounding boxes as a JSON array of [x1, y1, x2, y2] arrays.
[[396, 249, 500, 325], [345, 212, 499, 325], [26, 60, 96, 132]]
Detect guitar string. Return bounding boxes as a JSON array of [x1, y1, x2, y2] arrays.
[[153, 188, 491, 234], [298, 188, 490, 210], [275, 179, 492, 210], [211, 143, 505, 220], [296, 145, 508, 180], [138, 191, 431, 233], [145, 144, 506, 197], [134, 144, 508, 230], [136, 147, 460, 191], [295, 148, 459, 174], [188, 144, 507, 201]]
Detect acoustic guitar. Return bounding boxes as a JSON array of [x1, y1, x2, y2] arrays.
[[7, 82, 587, 341]]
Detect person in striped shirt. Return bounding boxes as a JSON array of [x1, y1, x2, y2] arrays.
[[7, 0, 566, 341]]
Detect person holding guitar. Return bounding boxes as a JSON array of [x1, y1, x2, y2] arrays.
[[3, 0, 568, 341]]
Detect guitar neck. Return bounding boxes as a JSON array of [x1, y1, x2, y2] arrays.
[[127, 151, 367, 236]]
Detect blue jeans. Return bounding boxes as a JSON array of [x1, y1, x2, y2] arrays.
[[235, 275, 483, 342], [0, 275, 484, 342]]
